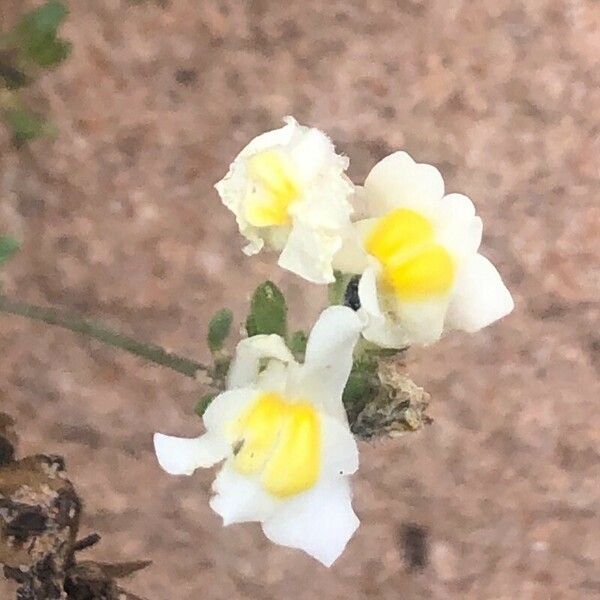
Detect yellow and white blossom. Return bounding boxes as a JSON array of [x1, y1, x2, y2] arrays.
[[215, 117, 354, 284], [154, 306, 363, 566], [335, 151, 514, 347]]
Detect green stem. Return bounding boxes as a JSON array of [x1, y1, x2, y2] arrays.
[[0, 295, 209, 379]]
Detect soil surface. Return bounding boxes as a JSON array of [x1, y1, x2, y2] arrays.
[[1, 1, 599, 598]]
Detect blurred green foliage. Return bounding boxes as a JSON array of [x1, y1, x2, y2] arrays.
[[3, 106, 54, 146], [195, 393, 216, 417], [207, 308, 234, 353], [0, 1, 71, 146], [14, 1, 71, 68], [288, 329, 308, 360], [328, 270, 354, 306], [246, 281, 288, 338], [0, 235, 20, 266]]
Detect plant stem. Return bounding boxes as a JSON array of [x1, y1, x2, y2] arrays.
[[0, 295, 209, 379]]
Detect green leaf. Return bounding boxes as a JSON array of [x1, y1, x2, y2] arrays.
[[246, 281, 287, 337], [343, 369, 372, 407], [342, 360, 379, 424], [207, 308, 233, 353], [0, 236, 20, 265], [288, 330, 307, 358], [3, 108, 52, 146], [195, 393, 216, 417], [342, 341, 406, 424], [342, 340, 387, 422], [26, 1, 69, 32], [28, 37, 71, 67], [16, 1, 71, 67]]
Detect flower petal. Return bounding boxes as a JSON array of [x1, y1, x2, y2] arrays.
[[331, 220, 376, 275], [214, 119, 298, 255], [202, 388, 258, 436], [394, 299, 448, 345], [256, 359, 289, 392], [357, 264, 382, 317], [445, 253, 514, 332], [363, 151, 444, 216], [291, 186, 353, 231], [227, 335, 295, 389], [347, 185, 370, 221], [288, 126, 344, 183], [357, 266, 410, 348], [358, 266, 448, 347], [360, 317, 409, 349], [290, 306, 363, 420], [443, 192, 476, 219], [278, 223, 342, 284], [262, 478, 359, 567], [210, 461, 279, 525], [436, 193, 483, 258], [321, 414, 359, 477], [153, 433, 229, 476], [237, 116, 297, 158]]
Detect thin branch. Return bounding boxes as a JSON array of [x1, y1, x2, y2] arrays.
[[0, 295, 209, 379]]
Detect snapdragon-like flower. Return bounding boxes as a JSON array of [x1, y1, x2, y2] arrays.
[[335, 151, 514, 347], [215, 117, 354, 284], [154, 306, 363, 566]]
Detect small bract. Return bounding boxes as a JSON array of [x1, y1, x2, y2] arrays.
[[215, 117, 354, 284], [334, 151, 514, 347], [154, 306, 363, 566]]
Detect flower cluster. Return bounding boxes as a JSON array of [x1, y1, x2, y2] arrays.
[[156, 307, 362, 566], [155, 118, 514, 567]]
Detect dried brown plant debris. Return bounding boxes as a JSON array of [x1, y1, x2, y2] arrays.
[[351, 360, 432, 441], [0, 413, 150, 600]]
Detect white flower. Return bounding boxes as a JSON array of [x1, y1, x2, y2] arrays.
[[215, 117, 354, 284], [334, 151, 514, 347], [154, 306, 363, 567]]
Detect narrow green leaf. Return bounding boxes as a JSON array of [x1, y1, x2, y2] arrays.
[[195, 393, 216, 417], [246, 281, 287, 337], [288, 330, 307, 358], [207, 308, 233, 353], [0, 236, 20, 265], [4, 107, 52, 145]]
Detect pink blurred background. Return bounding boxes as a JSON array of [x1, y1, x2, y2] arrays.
[[1, 1, 599, 598]]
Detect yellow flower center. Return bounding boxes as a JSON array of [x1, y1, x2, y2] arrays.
[[365, 208, 455, 300], [229, 392, 321, 498], [244, 150, 301, 227]]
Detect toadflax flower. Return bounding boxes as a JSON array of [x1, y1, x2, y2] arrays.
[[154, 306, 363, 566], [334, 151, 514, 347], [215, 117, 354, 284]]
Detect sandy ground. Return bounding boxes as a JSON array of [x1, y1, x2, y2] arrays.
[[1, 1, 599, 598]]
